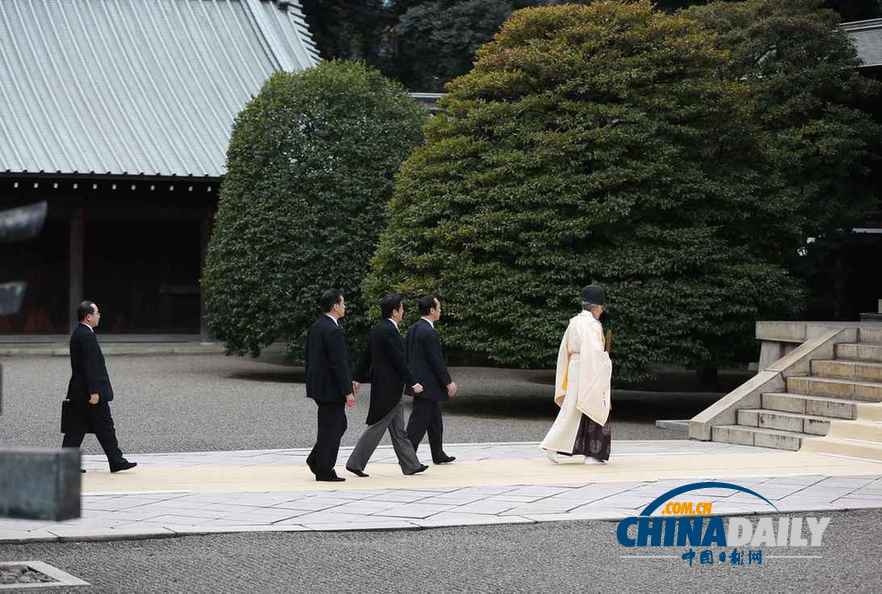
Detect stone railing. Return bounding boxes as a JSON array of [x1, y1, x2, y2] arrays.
[[689, 326, 856, 441], [756, 320, 882, 369]]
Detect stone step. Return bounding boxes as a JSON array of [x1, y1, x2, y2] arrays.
[[860, 327, 882, 345], [829, 419, 882, 442], [737, 409, 830, 436], [857, 402, 882, 422], [812, 359, 882, 383], [836, 343, 882, 363], [711, 425, 807, 451], [762, 392, 860, 419], [800, 436, 882, 461], [786, 376, 882, 402]]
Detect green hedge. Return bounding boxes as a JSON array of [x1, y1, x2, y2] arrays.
[[203, 61, 425, 356], [365, 2, 809, 382]]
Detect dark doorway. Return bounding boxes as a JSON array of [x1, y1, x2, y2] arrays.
[[0, 200, 69, 334], [83, 216, 202, 334]]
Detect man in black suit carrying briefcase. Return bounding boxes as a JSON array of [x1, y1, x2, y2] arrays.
[[61, 301, 136, 473], [405, 295, 458, 465]]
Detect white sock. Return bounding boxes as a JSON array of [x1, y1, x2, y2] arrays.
[[584, 457, 605, 465], [545, 451, 559, 464]]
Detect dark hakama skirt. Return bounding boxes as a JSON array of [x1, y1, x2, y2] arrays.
[[559, 414, 611, 461]]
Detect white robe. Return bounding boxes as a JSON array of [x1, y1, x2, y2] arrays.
[[540, 311, 612, 454]]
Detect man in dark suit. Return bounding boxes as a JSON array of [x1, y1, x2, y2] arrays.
[[304, 289, 356, 482], [345, 294, 429, 477], [61, 301, 136, 473], [405, 295, 458, 464]]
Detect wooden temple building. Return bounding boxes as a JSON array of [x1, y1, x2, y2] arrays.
[[0, 0, 319, 337]]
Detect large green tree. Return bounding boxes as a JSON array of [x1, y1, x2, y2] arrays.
[[202, 61, 425, 356], [299, 0, 389, 66], [365, 1, 807, 382], [393, 0, 526, 91], [686, 0, 882, 318], [298, 1, 881, 92]]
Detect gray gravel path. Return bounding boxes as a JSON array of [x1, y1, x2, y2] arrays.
[[0, 356, 716, 454], [1, 509, 878, 593]]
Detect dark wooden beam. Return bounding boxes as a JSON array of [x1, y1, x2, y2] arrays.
[[68, 208, 84, 332]]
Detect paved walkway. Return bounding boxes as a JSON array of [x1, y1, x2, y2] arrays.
[[3, 440, 882, 543]]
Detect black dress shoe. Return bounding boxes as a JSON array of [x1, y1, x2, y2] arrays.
[[316, 474, 345, 482], [81, 469, 86, 474], [433, 455, 456, 464], [404, 464, 429, 475], [346, 466, 369, 477], [109, 460, 137, 473]]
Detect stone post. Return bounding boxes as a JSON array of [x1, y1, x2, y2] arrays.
[[0, 448, 81, 521]]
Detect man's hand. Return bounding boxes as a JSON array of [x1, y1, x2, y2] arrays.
[[89, 393, 100, 405], [412, 383, 424, 394], [345, 394, 356, 409], [352, 381, 360, 396], [446, 382, 458, 398]]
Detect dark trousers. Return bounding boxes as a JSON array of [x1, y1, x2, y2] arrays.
[[61, 402, 124, 464], [307, 401, 347, 478], [407, 397, 446, 462]]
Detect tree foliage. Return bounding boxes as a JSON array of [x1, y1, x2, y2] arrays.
[[202, 61, 425, 356], [299, 1, 881, 91], [686, 0, 882, 315], [365, 1, 813, 382], [300, 0, 389, 66], [394, 0, 513, 92], [687, 0, 880, 238]]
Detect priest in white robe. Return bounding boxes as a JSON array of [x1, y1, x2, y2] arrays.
[[541, 284, 612, 464]]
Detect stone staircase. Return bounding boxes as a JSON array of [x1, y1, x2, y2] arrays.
[[690, 324, 882, 460]]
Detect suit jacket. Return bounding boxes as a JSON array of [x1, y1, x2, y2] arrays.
[[404, 318, 451, 402], [305, 315, 352, 404], [355, 319, 416, 425], [66, 323, 114, 403]]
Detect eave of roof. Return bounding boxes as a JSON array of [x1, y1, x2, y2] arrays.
[[0, 0, 319, 179], [841, 18, 882, 69]]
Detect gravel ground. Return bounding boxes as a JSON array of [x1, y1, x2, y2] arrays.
[[0, 355, 717, 454], [0, 509, 878, 593]]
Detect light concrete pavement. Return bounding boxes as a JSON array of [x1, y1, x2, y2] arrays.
[[2, 440, 881, 543]]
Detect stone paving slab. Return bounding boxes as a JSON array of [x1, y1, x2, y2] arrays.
[[2, 440, 882, 542]]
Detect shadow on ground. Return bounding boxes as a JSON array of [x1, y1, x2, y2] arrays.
[[228, 369, 306, 383], [228, 363, 726, 422], [443, 391, 720, 421]]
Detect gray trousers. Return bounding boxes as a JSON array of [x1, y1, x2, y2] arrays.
[[347, 401, 422, 474]]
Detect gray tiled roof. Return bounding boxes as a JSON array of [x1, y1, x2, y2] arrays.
[[0, 0, 319, 178], [841, 18, 882, 68]]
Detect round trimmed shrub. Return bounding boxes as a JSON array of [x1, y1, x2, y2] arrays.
[[203, 61, 426, 356], [365, 2, 805, 382]]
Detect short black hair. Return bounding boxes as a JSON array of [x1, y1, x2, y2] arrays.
[[417, 295, 439, 316], [380, 293, 404, 319], [77, 300, 96, 321], [319, 289, 343, 313]]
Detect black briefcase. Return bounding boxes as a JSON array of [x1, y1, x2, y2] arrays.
[[61, 399, 89, 434]]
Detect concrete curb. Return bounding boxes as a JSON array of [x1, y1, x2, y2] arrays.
[[4, 442, 880, 544], [3, 500, 880, 544]]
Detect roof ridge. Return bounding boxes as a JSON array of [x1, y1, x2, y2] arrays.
[[839, 17, 882, 32], [0, 0, 318, 178], [242, 0, 317, 72]]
